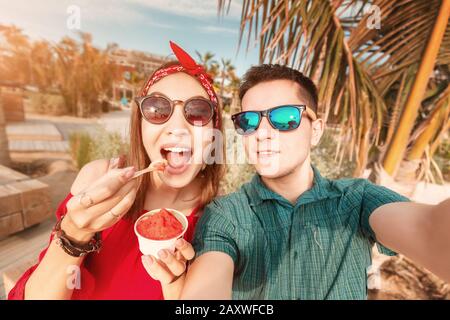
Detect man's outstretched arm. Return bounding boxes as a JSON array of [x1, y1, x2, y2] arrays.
[[370, 198, 450, 282], [180, 251, 234, 300]]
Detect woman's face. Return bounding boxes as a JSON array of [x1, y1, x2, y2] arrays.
[[141, 72, 215, 188]]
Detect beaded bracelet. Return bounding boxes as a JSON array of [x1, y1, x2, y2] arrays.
[[53, 215, 102, 257]]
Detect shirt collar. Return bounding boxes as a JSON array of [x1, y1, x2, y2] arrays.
[[246, 164, 341, 208]]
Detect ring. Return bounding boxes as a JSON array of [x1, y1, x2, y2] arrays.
[[109, 210, 120, 219], [78, 192, 94, 208]]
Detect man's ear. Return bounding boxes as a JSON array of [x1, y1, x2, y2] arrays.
[[310, 118, 324, 147]]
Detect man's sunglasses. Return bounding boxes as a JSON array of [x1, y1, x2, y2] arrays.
[[135, 94, 215, 126], [231, 105, 317, 135]]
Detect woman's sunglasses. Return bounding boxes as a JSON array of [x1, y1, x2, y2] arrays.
[[135, 94, 215, 126], [231, 105, 317, 135]]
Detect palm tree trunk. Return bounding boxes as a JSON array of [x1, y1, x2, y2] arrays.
[[382, 0, 450, 176], [0, 96, 11, 166], [407, 101, 449, 160]]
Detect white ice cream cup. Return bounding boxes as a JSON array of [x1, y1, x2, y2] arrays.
[[134, 208, 188, 257]]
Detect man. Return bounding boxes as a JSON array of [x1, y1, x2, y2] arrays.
[[180, 64, 450, 300]]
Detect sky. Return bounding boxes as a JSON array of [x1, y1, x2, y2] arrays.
[[0, 0, 260, 76]]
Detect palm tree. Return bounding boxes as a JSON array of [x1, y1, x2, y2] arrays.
[[30, 40, 56, 92], [219, 58, 236, 97], [0, 25, 31, 85], [219, 0, 450, 181], [195, 50, 220, 79], [54, 32, 116, 117]]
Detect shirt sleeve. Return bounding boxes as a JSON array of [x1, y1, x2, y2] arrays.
[[360, 180, 411, 256], [7, 193, 95, 300], [192, 201, 239, 263]]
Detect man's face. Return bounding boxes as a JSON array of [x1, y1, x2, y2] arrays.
[[240, 79, 322, 178]]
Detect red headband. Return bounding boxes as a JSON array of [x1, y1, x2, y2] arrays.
[[139, 41, 220, 128]]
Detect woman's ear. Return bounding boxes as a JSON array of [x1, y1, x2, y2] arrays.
[[310, 118, 324, 147]]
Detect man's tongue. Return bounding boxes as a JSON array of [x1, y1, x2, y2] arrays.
[[166, 151, 191, 169]]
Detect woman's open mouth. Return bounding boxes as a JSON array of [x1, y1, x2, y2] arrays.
[[160, 145, 192, 175]]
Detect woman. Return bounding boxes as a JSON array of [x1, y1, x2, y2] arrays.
[[8, 41, 224, 300]]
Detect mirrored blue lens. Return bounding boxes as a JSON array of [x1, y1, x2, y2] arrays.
[[233, 112, 260, 135], [269, 106, 301, 131]]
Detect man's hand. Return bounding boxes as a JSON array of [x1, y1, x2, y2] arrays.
[[370, 198, 450, 282], [180, 251, 234, 300]]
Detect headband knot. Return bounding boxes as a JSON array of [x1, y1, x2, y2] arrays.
[[169, 41, 213, 83]]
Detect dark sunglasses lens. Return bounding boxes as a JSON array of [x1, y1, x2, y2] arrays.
[[269, 106, 301, 131], [233, 112, 260, 135], [185, 99, 213, 126], [141, 97, 171, 124]]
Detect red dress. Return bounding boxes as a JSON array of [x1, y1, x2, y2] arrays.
[[8, 192, 200, 300]]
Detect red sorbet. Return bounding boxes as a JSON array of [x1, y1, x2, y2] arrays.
[[137, 209, 184, 240]]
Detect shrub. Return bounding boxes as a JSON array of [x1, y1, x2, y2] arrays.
[[69, 128, 129, 169], [25, 91, 68, 116], [311, 129, 355, 179], [69, 131, 94, 169]]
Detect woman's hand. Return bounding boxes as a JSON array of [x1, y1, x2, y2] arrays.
[[62, 157, 138, 243], [141, 238, 195, 299]]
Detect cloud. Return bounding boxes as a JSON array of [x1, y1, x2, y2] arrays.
[[201, 25, 238, 35], [0, 0, 176, 41], [127, 0, 242, 19]]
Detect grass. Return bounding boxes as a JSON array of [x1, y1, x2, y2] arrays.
[[69, 128, 129, 169]]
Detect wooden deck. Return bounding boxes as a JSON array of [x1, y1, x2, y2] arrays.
[[0, 217, 55, 299], [6, 122, 63, 141]]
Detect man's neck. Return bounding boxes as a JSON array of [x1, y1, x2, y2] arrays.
[[260, 159, 315, 205]]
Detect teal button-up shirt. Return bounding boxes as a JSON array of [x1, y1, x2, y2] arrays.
[[193, 165, 410, 300]]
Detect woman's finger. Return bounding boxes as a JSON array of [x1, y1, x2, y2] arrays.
[[66, 166, 136, 212], [107, 157, 119, 171], [157, 249, 186, 277], [83, 166, 136, 202], [117, 154, 127, 168], [141, 255, 175, 285], [175, 250, 186, 263], [68, 179, 137, 230], [90, 183, 138, 229], [175, 238, 195, 261]]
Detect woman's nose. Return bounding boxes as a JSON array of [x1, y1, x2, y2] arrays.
[[165, 102, 190, 137]]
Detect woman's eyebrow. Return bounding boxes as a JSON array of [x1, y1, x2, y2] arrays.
[[148, 91, 167, 97], [189, 95, 211, 100], [150, 92, 210, 101]]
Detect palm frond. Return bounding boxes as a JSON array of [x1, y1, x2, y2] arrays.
[[220, 0, 450, 177]]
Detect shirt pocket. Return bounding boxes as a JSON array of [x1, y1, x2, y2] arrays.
[[298, 202, 360, 253]]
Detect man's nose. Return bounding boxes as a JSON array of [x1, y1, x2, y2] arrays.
[[256, 117, 276, 141]]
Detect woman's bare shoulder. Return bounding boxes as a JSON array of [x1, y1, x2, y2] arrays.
[[70, 159, 110, 195]]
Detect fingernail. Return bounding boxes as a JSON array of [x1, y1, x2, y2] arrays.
[[176, 238, 185, 248], [158, 250, 168, 259], [122, 166, 135, 179], [142, 255, 153, 266]]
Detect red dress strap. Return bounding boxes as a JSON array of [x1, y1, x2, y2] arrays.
[[183, 204, 202, 243]]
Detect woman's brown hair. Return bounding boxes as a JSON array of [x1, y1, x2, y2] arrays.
[[123, 61, 225, 221]]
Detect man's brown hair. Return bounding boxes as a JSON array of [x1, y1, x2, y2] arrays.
[[239, 64, 318, 113]]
